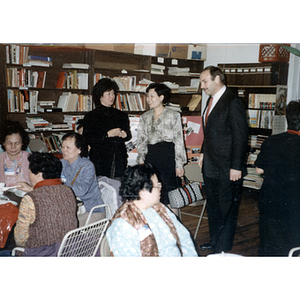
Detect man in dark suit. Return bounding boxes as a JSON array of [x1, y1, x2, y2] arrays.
[[198, 66, 248, 253]]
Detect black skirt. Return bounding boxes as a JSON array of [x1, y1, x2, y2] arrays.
[[145, 142, 177, 205]]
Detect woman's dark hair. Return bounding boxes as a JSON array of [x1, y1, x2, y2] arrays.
[[76, 118, 84, 131], [146, 82, 172, 104], [92, 77, 119, 107], [62, 132, 88, 157], [202, 65, 226, 85], [119, 163, 160, 201], [0, 120, 29, 151], [28, 152, 62, 179], [286, 100, 300, 131]]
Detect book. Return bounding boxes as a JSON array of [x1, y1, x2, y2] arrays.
[[38, 107, 63, 113], [27, 55, 52, 62], [56, 72, 67, 88], [36, 71, 46, 88], [57, 92, 71, 112], [62, 63, 89, 69]]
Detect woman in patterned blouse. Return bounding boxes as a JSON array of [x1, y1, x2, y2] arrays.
[[136, 83, 187, 214]]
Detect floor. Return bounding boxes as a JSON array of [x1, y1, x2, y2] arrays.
[[180, 188, 260, 257]]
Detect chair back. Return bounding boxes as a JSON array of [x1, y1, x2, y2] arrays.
[[98, 180, 120, 216], [57, 218, 109, 257], [184, 163, 203, 183]]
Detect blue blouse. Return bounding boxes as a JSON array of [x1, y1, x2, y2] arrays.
[[60, 156, 104, 212], [106, 207, 198, 257]]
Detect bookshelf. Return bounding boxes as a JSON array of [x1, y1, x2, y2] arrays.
[[1, 44, 204, 135], [151, 56, 204, 113]]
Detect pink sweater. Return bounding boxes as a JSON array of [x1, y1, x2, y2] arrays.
[[0, 151, 30, 186]]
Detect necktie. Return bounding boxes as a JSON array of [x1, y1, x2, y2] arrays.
[[205, 97, 213, 125]]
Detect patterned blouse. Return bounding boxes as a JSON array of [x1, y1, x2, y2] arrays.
[[136, 107, 187, 169]]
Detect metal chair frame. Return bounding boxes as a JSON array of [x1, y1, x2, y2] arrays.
[[57, 218, 109, 257], [179, 163, 207, 240]]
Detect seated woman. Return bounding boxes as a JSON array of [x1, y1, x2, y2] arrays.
[[0, 121, 31, 187], [106, 163, 198, 257], [14, 152, 78, 256], [60, 132, 105, 227]]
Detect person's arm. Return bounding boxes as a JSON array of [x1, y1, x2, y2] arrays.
[[14, 195, 35, 247], [136, 116, 148, 164], [120, 112, 132, 142], [173, 113, 187, 174], [106, 218, 141, 257], [229, 97, 248, 180], [66, 162, 95, 199], [167, 210, 198, 257]]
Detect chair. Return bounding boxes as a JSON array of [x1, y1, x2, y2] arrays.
[[97, 179, 121, 216], [84, 204, 112, 256], [85, 203, 112, 226], [57, 218, 109, 257], [288, 247, 300, 257], [178, 163, 207, 240]]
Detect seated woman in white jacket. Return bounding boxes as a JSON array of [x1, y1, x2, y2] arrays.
[[106, 163, 198, 257]]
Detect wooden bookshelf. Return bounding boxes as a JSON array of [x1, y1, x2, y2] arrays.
[[0, 44, 205, 133]]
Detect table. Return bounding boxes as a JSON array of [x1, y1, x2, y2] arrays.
[[0, 191, 22, 250]]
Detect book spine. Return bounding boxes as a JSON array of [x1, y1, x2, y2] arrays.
[[27, 55, 52, 62]]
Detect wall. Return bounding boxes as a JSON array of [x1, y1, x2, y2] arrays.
[[202, 43, 260, 111]]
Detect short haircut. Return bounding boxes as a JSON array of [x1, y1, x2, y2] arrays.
[[286, 100, 300, 131], [92, 77, 119, 107], [62, 132, 88, 157], [146, 82, 172, 104], [202, 65, 226, 85], [0, 120, 29, 151], [28, 152, 62, 179], [76, 118, 84, 131], [119, 163, 160, 201]]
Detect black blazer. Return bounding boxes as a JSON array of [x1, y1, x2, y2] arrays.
[[201, 88, 248, 179]]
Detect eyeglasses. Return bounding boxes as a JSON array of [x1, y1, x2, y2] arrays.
[[153, 182, 162, 189]]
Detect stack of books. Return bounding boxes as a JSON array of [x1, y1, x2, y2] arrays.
[[26, 117, 51, 131]]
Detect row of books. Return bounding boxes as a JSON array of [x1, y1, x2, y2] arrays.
[[243, 167, 264, 190], [6, 45, 53, 67], [26, 117, 51, 131], [63, 115, 84, 131], [7, 89, 38, 113], [56, 71, 88, 89], [57, 92, 93, 112], [248, 109, 274, 129], [7, 68, 46, 88], [248, 93, 276, 109], [115, 93, 146, 111], [248, 134, 269, 149], [113, 76, 136, 91]]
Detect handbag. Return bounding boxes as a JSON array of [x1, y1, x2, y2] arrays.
[[168, 176, 203, 209]]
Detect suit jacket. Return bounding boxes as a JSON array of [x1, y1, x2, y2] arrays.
[[201, 88, 248, 179]]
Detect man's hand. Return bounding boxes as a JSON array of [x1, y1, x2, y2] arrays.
[[198, 153, 204, 168], [230, 169, 242, 181]]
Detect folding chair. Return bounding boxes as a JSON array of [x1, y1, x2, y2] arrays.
[[85, 204, 112, 226], [57, 218, 109, 257], [178, 163, 207, 240], [288, 247, 300, 257], [98, 180, 120, 216]]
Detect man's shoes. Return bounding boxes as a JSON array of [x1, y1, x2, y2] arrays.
[[199, 243, 215, 250]]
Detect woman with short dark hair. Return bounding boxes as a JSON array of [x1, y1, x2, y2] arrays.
[[106, 164, 197, 257], [14, 152, 78, 256], [136, 83, 187, 213], [0, 121, 31, 186], [83, 77, 132, 179], [60, 132, 105, 227]]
